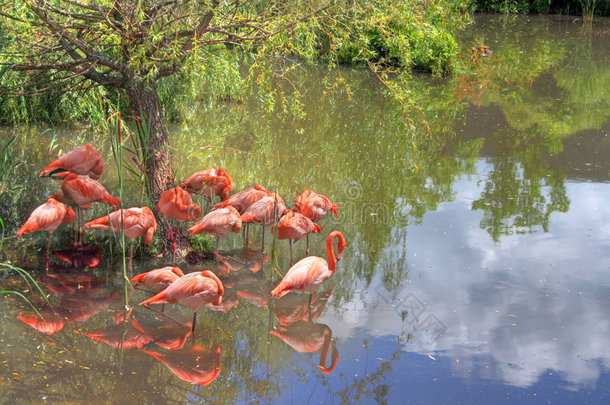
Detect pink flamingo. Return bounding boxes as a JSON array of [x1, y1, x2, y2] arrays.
[[57, 173, 121, 244], [130, 266, 185, 293], [295, 189, 339, 253], [17, 197, 76, 269], [187, 206, 242, 256], [140, 270, 224, 333], [212, 184, 271, 245], [182, 168, 233, 211], [274, 210, 322, 265], [271, 231, 345, 307], [156, 186, 202, 264], [240, 194, 287, 252], [84, 207, 157, 273], [39, 144, 104, 179]]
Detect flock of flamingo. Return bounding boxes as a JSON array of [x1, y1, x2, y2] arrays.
[[14, 143, 345, 382]]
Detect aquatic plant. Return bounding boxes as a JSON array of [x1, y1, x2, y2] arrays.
[[0, 136, 21, 199], [579, 0, 598, 24], [108, 112, 131, 304]]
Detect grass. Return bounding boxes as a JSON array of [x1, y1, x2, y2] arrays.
[[108, 111, 131, 305]]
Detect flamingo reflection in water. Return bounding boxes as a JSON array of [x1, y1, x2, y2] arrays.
[[141, 344, 222, 386], [271, 287, 333, 325], [214, 248, 268, 275], [112, 313, 192, 351], [271, 321, 339, 374], [205, 288, 239, 313], [85, 318, 152, 349], [18, 291, 115, 335], [41, 265, 103, 297], [236, 280, 275, 309], [52, 244, 102, 270], [17, 308, 66, 335]]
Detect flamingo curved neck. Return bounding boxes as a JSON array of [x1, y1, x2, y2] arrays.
[[319, 329, 339, 374], [326, 235, 337, 272]]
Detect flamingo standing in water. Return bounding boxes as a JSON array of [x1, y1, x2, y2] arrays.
[[271, 231, 346, 307], [187, 206, 242, 256], [140, 270, 224, 333], [17, 197, 76, 269], [274, 210, 322, 265], [130, 266, 185, 293], [212, 185, 270, 246], [211, 185, 270, 213], [240, 194, 287, 252], [295, 189, 339, 254], [156, 186, 202, 264], [56, 173, 121, 244], [84, 207, 157, 273], [39, 144, 104, 179], [182, 168, 233, 211]]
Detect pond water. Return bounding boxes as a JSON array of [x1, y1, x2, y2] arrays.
[[2, 14, 610, 404]]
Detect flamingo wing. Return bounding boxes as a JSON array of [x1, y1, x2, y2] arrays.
[[17, 200, 73, 236], [271, 257, 329, 297], [40, 144, 103, 179]]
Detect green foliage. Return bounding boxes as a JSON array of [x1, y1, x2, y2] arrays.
[[0, 1, 473, 128], [286, 0, 470, 74], [189, 233, 215, 253], [0, 136, 22, 199]]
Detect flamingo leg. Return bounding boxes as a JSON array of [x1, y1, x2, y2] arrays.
[[192, 311, 197, 333], [172, 221, 179, 265], [45, 231, 53, 272], [129, 242, 134, 276], [79, 207, 85, 245], [199, 194, 205, 214], [261, 225, 265, 253], [306, 233, 310, 255], [246, 223, 249, 246], [289, 239, 294, 266], [308, 293, 313, 321], [215, 236, 220, 259], [142, 304, 184, 327]]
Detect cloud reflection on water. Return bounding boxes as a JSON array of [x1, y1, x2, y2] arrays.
[[322, 174, 610, 390]]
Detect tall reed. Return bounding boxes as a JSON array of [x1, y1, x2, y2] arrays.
[[120, 113, 159, 205], [580, 0, 597, 25], [108, 112, 130, 306]]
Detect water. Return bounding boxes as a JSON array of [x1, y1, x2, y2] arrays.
[[1, 15, 610, 404]]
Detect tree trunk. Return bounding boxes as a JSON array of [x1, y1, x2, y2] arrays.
[[124, 79, 190, 255], [125, 80, 175, 203]]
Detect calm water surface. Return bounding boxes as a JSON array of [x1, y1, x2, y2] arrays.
[[1, 15, 610, 404]]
